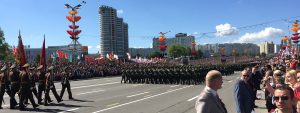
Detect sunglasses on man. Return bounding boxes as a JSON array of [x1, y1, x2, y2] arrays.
[[273, 96, 289, 101], [242, 74, 249, 77]]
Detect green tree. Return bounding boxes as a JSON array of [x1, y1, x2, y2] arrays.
[[168, 44, 187, 58], [149, 51, 162, 58], [195, 49, 203, 59], [35, 54, 40, 64], [0, 28, 10, 60], [186, 47, 191, 56], [136, 53, 142, 58]]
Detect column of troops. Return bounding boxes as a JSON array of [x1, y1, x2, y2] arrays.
[[121, 63, 258, 85], [0, 63, 73, 110]]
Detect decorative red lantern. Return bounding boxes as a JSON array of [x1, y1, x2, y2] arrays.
[[159, 45, 166, 51], [69, 25, 79, 29], [282, 46, 287, 50], [159, 37, 166, 41], [191, 42, 196, 46], [291, 36, 299, 40], [191, 50, 197, 55]]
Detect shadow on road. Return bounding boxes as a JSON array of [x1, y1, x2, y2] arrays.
[[20, 108, 64, 113], [70, 98, 94, 102], [50, 103, 91, 108]]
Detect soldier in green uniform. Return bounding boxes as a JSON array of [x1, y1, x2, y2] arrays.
[[19, 63, 39, 110], [36, 65, 46, 104], [44, 66, 62, 106], [8, 63, 19, 109], [0, 66, 9, 109], [60, 66, 73, 100]]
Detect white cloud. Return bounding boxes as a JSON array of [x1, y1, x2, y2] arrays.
[[96, 45, 100, 48], [88, 46, 93, 49], [117, 10, 124, 14], [215, 23, 239, 37], [191, 32, 199, 36], [233, 27, 284, 43]]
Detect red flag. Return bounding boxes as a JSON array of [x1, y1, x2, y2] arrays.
[[109, 52, 114, 60], [17, 30, 27, 70], [65, 53, 68, 59], [40, 35, 46, 68]]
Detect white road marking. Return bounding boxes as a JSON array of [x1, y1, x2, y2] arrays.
[[127, 92, 149, 98], [228, 80, 233, 83], [92, 85, 193, 113], [144, 94, 152, 97], [58, 108, 80, 113], [106, 103, 119, 107], [57, 82, 119, 90], [170, 85, 180, 88], [187, 95, 198, 101], [76, 90, 105, 95], [3, 82, 119, 98], [132, 84, 144, 87]]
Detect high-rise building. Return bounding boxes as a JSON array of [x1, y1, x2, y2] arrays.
[[258, 41, 274, 55], [99, 5, 128, 57]]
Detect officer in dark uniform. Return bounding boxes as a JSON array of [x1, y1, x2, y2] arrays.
[[8, 63, 19, 109], [19, 63, 39, 110], [60, 66, 73, 100], [44, 66, 62, 106], [36, 65, 46, 104]]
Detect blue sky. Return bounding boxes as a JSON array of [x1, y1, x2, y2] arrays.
[[0, 0, 300, 53]]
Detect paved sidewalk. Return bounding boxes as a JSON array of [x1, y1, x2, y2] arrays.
[[254, 90, 269, 113]]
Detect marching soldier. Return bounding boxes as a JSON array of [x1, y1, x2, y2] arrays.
[[8, 63, 19, 109], [0, 66, 10, 109], [44, 66, 62, 106], [29, 67, 38, 98], [60, 66, 73, 100], [24, 67, 38, 105], [36, 65, 46, 104], [19, 63, 39, 110]]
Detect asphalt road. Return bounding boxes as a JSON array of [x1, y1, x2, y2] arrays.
[[0, 72, 268, 113]]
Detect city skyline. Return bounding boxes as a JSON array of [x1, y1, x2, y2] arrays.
[[0, 0, 300, 53]]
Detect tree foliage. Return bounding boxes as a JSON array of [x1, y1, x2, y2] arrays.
[[194, 49, 203, 59], [35, 54, 40, 64], [0, 27, 10, 60], [149, 51, 162, 58], [168, 44, 187, 58]]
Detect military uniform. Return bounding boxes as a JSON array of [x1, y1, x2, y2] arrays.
[[0, 66, 11, 109], [19, 63, 39, 110], [36, 65, 46, 104], [60, 67, 73, 100], [8, 64, 19, 109], [44, 66, 62, 106]]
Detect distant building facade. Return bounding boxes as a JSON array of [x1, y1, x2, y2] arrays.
[[198, 43, 260, 58], [20, 45, 88, 63], [152, 33, 195, 51], [258, 41, 274, 55], [99, 5, 129, 58], [274, 44, 281, 53], [128, 48, 156, 57]]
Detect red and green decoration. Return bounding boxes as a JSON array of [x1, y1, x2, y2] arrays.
[[290, 20, 300, 55], [290, 20, 300, 44], [191, 41, 197, 55], [158, 33, 167, 51], [281, 36, 289, 50], [66, 9, 81, 40]]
